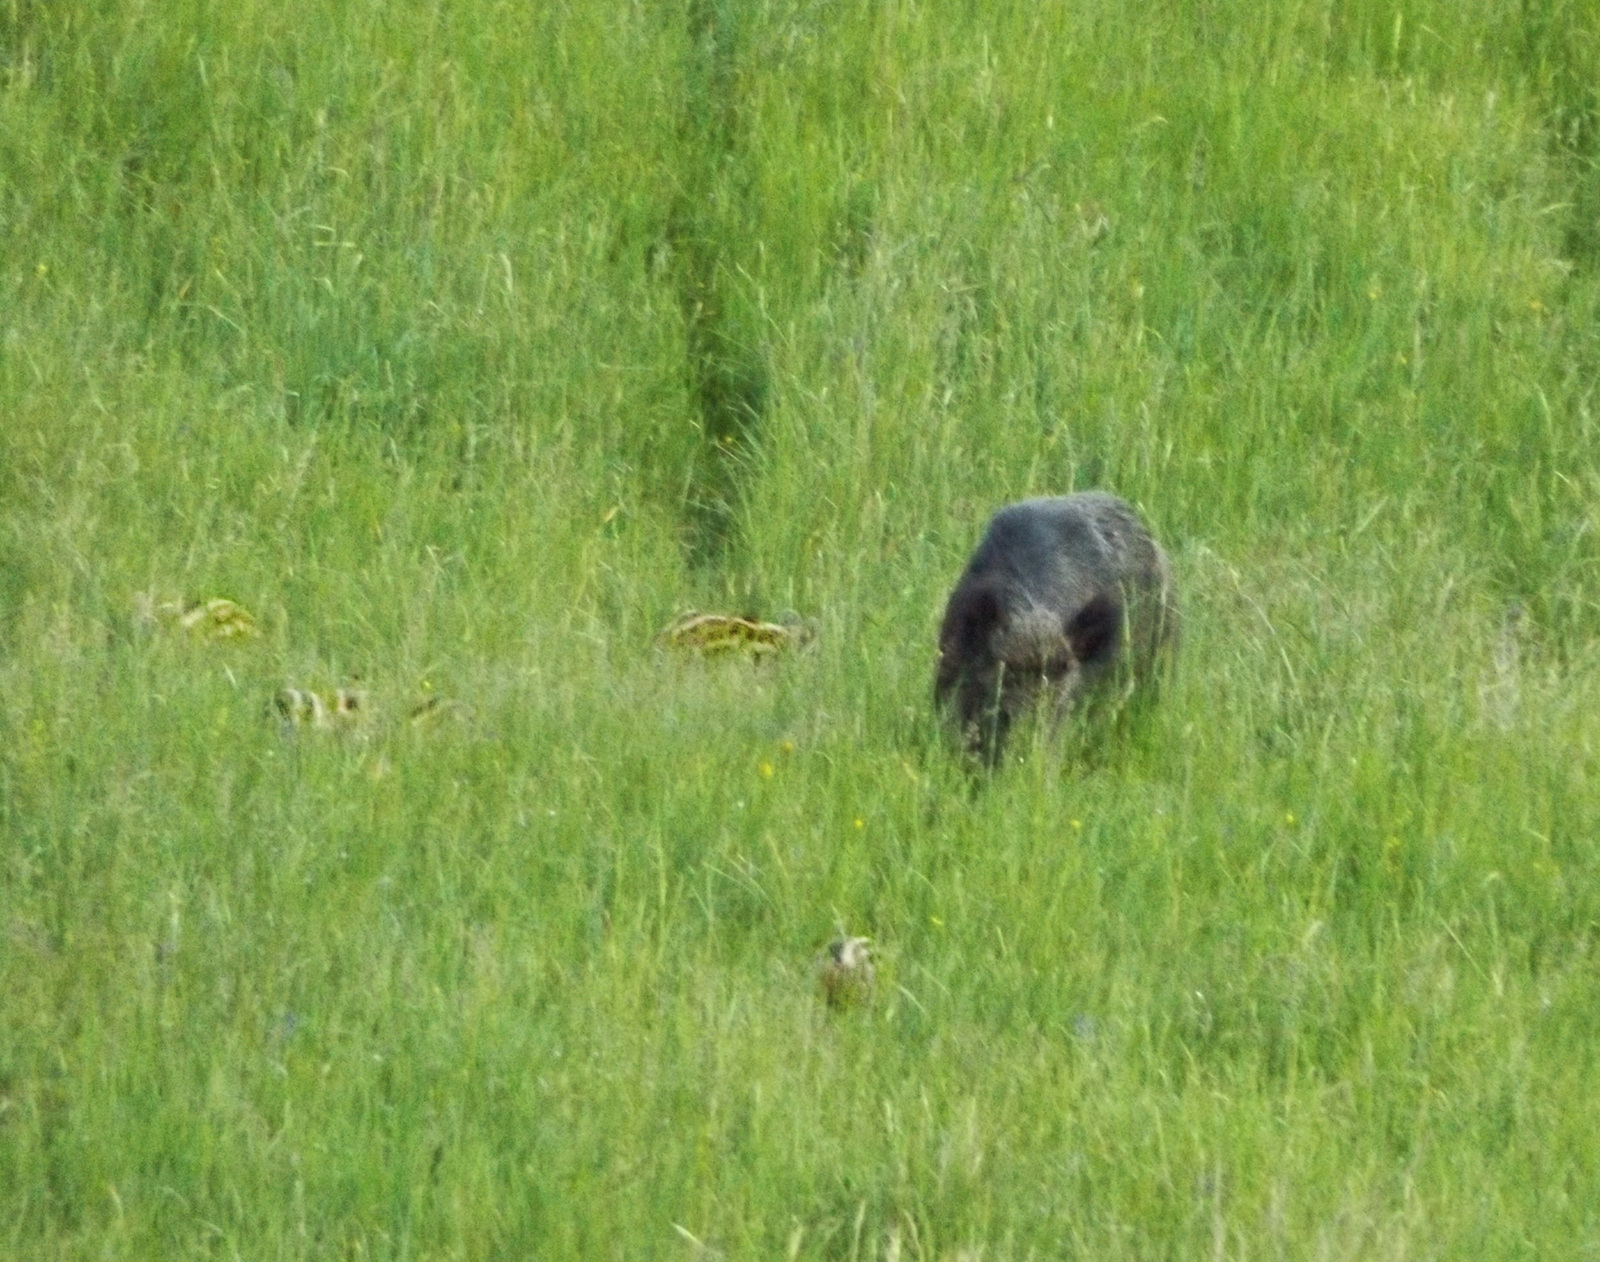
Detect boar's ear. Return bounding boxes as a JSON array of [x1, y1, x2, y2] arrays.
[[1065, 594, 1121, 665], [950, 583, 1003, 656], [938, 584, 1003, 697]]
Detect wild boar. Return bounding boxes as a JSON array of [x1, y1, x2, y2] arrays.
[[935, 492, 1178, 762]]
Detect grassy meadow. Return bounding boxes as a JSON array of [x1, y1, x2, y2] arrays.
[[5, 0, 1600, 1255]]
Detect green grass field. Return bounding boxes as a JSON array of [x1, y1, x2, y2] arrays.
[[5, 0, 1600, 1255]]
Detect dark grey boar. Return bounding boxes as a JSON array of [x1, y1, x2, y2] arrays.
[[935, 492, 1179, 762]]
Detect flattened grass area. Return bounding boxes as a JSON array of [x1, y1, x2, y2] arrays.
[[4, 0, 1600, 1255]]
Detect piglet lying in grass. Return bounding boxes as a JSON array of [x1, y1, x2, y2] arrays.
[[935, 492, 1179, 764]]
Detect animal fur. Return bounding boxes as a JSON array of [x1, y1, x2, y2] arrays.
[[935, 492, 1178, 762]]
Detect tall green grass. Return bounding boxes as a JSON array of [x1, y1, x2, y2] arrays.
[[5, 0, 1600, 1255]]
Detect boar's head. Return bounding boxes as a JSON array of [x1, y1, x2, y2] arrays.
[[935, 579, 1123, 763]]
